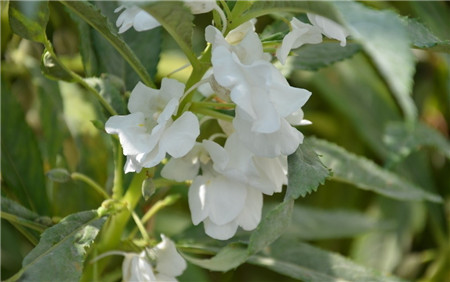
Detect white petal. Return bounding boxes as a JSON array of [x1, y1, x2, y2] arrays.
[[202, 140, 229, 172], [155, 273, 177, 281], [160, 112, 199, 158], [122, 253, 156, 282], [133, 10, 161, 31], [207, 175, 247, 225], [154, 235, 187, 277], [124, 156, 143, 173], [225, 19, 256, 44], [307, 13, 349, 46], [105, 112, 152, 156], [127, 81, 157, 114], [234, 114, 303, 157], [203, 218, 239, 240], [184, 0, 217, 14], [157, 98, 179, 123], [237, 187, 263, 230], [188, 175, 210, 225]]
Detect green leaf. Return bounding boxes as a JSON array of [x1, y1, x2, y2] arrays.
[[333, 2, 417, 123], [16, 210, 107, 282], [144, 1, 197, 67], [1, 197, 52, 232], [182, 243, 248, 272], [85, 75, 127, 115], [285, 42, 361, 71], [41, 50, 74, 82], [60, 0, 155, 88], [384, 121, 450, 162], [286, 140, 330, 200], [309, 137, 442, 203], [249, 238, 404, 282], [1, 81, 50, 215], [248, 199, 294, 255], [287, 205, 380, 240], [403, 18, 450, 52], [8, 0, 49, 43], [46, 168, 71, 183], [233, 1, 338, 30]]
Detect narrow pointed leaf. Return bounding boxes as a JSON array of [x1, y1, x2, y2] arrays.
[[182, 243, 248, 272], [249, 238, 404, 282], [8, 0, 49, 43], [287, 139, 330, 200], [286, 42, 361, 71], [309, 137, 442, 203], [60, 0, 155, 88], [17, 210, 107, 282], [248, 199, 294, 255], [1, 82, 50, 215], [384, 121, 450, 161], [333, 2, 417, 123], [144, 2, 196, 66]]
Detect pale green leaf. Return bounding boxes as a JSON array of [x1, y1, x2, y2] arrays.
[[285, 42, 361, 71], [249, 238, 404, 282], [309, 137, 442, 203], [286, 140, 330, 199], [333, 2, 417, 123], [287, 206, 381, 240], [60, 0, 155, 88], [17, 210, 107, 282], [8, 1, 49, 43], [248, 199, 294, 255], [384, 121, 450, 162], [182, 243, 248, 272], [1, 197, 52, 232]]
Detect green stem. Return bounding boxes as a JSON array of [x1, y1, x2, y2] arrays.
[[0, 212, 47, 232], [192, 101, 235, 109], [190, 104, 234, 122], [127, 194, 181, 240], [112, 140, 124, 200], [131, 211, 151, 243], [42, 39, 118, 116], [71, 172, 110, 200]]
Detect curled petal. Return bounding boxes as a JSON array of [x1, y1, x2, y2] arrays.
[[160, 112, 200, 158], [154, 235, 187, 277], [307, 13, 349, 46]]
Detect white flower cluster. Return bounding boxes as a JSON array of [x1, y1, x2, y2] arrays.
[[107, 1, 349, 241], [121, 235, 187, 282]]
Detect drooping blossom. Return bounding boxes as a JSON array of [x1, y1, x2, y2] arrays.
[[105, 78, 199, 173], [121, 235, 187, 282]]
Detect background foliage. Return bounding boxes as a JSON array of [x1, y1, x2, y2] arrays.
[[1, 1, 450, 281]]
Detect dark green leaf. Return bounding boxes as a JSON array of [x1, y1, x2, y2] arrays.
[[249, 238, 404, 282], [286, 140, 330, 200], [60, 0, 155, 88], [248, 199, 294, 255], [287, 205, 381, 240], [309, 137, 442, 203], [286, 42, 361, 71], [8, 1, 49, 43], [384, 121, 450, 162], [1, 197, 52, 231], [18, 210, 107, 282], [402, 18, 450, 52], [41, 51, 74, 82], [333, 2, 417, 123], [85, 75, 127, 115], [1, 81, 50, 215], [144, 1, 197, 66], [182, 243, 248, 272]]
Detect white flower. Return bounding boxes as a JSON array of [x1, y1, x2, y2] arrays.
[[181, 135, 287, 240], [188, 164, 263, 240], [276, 17, 323, 64], [184, 0, 218, 14], [105, 78, 200, 173], [121, 235, 186, 282], [307, 13, 349, 47], [115, 5, 161, 34]]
